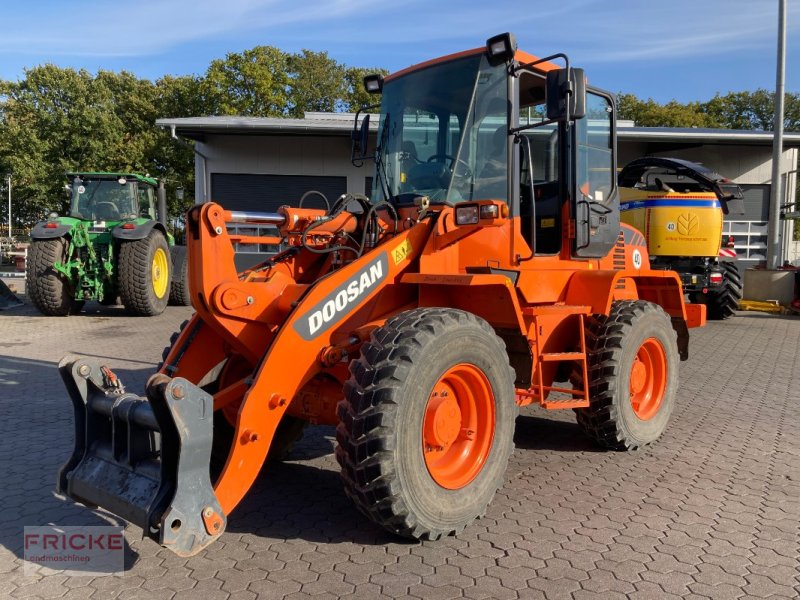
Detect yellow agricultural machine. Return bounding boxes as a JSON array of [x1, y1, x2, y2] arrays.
[[619, 158, 745, 319]]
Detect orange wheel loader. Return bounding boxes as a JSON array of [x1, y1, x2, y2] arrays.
[[56, 33, 705, 556]]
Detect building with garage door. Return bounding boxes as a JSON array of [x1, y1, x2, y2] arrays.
[[157, 113, 800, 273]]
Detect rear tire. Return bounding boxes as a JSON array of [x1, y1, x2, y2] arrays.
[[336, 308, 517, 540], [575, 301, 678, 450], [169, 245, 192, 306], [26, 238, 78, 316], [119, 230, 171, 316], [706, 262, 742, 320]]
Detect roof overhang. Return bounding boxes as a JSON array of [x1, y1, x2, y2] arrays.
[[156, 115, 800, 147]]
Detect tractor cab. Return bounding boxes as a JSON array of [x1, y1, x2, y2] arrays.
[[68, 173, 159, 223], [355, 34, 619, 259]]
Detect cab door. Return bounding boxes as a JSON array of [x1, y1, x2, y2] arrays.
[[572, 90, 619, 258]]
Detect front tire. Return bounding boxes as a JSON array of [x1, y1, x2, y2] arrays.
[[26, 238, 78, 316], [336, 308, 517, 540], [575, 301, 678, 450], [118, 230, 171, 316]]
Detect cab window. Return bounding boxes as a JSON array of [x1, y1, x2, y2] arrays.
[[138, 186, 155, 220], [575, 93, 614, 206]]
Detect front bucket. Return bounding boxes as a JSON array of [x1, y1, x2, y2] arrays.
[[57, 357, 226, 556]]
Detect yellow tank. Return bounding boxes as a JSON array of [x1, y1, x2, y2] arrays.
[[619, 188, 723, 258]]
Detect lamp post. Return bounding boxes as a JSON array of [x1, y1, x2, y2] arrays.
[[766, 0, 787, 269]]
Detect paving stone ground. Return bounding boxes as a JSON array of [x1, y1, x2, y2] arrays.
[[0, 297, 798, 599]]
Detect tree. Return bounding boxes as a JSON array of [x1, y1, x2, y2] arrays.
[[0, 65, 129, 224], [287, 50, 346, 117], [202, 46, 290, 117], [702, 89, 800, 131], [617, 93, 712, 128]]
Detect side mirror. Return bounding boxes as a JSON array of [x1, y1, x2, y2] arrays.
[[546, 68, 586, 121], [351, 113, 371, 161]]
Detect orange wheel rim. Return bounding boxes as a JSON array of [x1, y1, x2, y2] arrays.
[[629, 337, 667, 420], [422, 363, 495, 489]]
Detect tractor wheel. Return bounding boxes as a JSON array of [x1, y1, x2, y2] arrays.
[[168, 245, 192, 306], [118, 230, 171, 316], [336, 308, 517, 540], [26, 238, 78, 316], [705, 262, 742, 320], [575, 300, 678, 450]]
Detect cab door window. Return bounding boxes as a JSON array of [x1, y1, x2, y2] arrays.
[[573, 91, 618, 258]]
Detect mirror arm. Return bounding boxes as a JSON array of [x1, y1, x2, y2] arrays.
[[510, 118, 562, 135]]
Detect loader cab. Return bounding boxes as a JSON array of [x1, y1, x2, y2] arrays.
[[363, 35, 619, 260]]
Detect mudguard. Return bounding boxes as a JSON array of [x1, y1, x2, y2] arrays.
[[112, 219, 165, 241], [30, 222, 72, 240]]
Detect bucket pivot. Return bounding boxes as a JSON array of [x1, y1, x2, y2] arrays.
[[57, 357, 225, 556]]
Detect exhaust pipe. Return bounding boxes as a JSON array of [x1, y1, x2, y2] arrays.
[[57, 357, 225, 556], [157, 181, 168, 227]]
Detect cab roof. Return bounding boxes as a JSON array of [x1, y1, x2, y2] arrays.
[[67, 172, 158, 186]]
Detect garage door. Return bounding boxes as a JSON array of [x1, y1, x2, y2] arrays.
[[723, 184, 770, 278], [211, 174, 348, 270], [211, 173, 347, 212]]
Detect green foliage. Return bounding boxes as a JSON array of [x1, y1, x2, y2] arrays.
[[202, 46, 290, 117], [617, 93, 712, 128], [618, 89, 800, 132], [288, 49, 346, 117], [0, 49, 384, 229]]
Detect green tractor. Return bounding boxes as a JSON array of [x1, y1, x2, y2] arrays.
[[26, 172, 191, 316]]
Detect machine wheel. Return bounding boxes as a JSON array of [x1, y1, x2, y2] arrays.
[[336, 307, 517, 540], [118, 230, 171, 316], [169, 245, 192, 306], [575, 301, 678, 450], [26, 238, 78, 316], [706, 262, 742, 320]]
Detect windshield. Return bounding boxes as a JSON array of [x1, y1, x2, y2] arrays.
[[69, 177, 138, 220], [372, 54, 508, 205]]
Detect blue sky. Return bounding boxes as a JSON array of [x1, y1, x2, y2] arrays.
[[1, 0, 798, 104]]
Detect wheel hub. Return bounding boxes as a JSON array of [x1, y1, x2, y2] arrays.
[[630, 359, 647, 395], [422, 364, 495, 490], [629, 337, 667, 421], [423, 389, 461, 450]]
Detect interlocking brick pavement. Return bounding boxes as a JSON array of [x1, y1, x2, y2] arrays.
[[1, 298, 798, 599]]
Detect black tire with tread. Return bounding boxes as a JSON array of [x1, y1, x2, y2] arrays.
[[575, 300, 678, 450], [26, 237, 77, 316], [169, 245, 192, 306], [335, 307, 517, 540], [118, 230, 171, 316], [705, 262, 742, 320]]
